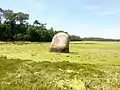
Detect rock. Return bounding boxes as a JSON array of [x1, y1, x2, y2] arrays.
[[49, 32, 69, 53]]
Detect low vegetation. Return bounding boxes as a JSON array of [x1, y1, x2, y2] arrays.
[[0, 41, 120, 90]]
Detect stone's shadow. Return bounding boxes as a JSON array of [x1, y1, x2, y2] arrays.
[[69, 52, 79, 55], [49, 51, 79, 55], [71, 42, 97, 45]]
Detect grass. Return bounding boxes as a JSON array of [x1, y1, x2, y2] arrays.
[[0, 41, 120, 64], [0, 41, 120, 90]]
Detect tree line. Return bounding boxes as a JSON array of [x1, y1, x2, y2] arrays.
[[82, 37, 120, 41], [0, 8, 82, 42], [0, 8, 119, 42]]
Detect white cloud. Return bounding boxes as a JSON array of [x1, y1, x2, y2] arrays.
[[60, 23, 120, 39], [100, 10, 119, 16], [84, 5, 100, 11], [84, 2, 120, 16], [28, 0, 47, 11]]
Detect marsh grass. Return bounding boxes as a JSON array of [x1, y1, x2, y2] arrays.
[[0, 41, 120, 90], [0, 41, 120, 64], [0, 57, 120, 90]]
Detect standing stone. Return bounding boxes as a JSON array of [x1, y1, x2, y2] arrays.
[[49, 32, 69, 53]]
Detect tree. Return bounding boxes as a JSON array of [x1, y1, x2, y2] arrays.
[[33, 20, 47, 29], [33, 20, 40, 26], [0, 8, 83, 42], [70, 35, 82, 41], [0, 8, 3, 23], [3, 9, 16, 22], [15, 12, 29, 24]]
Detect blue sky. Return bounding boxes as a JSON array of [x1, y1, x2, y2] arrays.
[[0, 0, 120, 39]]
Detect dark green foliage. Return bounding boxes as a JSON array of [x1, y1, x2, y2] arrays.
[[0, 8, 120, 42], [0, 8, 78, 42], [70, 35, 82, 41], [2, 8, 119, 42]]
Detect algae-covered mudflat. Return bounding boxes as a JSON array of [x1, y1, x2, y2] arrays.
[[0, 41, 120, 90]]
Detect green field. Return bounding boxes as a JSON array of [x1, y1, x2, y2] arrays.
[[0, 41, 120, 90]]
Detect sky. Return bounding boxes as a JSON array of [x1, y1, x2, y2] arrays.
[[0, 0, 120, 39]]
